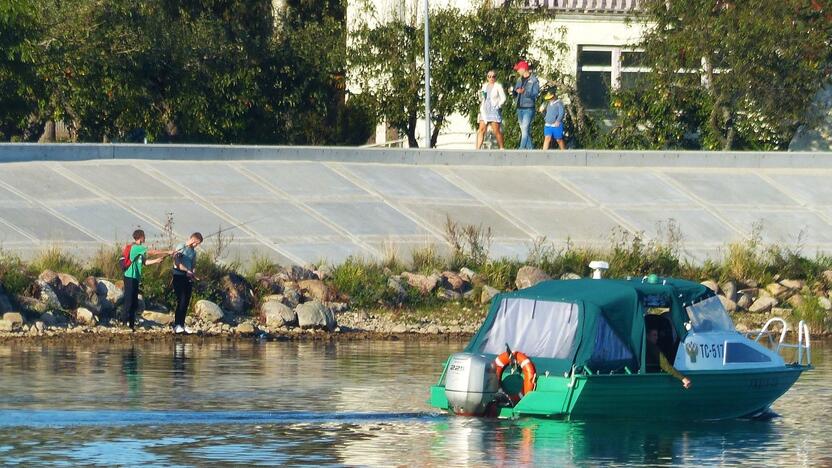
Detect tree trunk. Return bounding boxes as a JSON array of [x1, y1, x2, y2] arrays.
[[406, 107, 419, 148], [430, 114, 444, 148], [722, 107, 735, 151], [38, 120, 56, 143]]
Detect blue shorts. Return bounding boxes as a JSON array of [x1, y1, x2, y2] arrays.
[[545, 125, 564, 139]]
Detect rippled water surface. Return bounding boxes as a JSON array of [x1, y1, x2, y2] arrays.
[[0, 338, 829, 466]]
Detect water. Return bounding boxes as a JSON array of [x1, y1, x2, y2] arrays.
[[0, 338, 829, 466]]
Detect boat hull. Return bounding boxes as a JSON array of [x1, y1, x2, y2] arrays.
[[431, 366, 808, 421]]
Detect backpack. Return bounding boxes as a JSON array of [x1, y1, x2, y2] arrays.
[[119, 243, 133, 272]]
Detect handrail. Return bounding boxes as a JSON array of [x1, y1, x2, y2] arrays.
[[750, 317, 812, 366], [754, 317, 789, 352]]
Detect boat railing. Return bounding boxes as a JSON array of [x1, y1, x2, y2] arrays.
[[748, 317, 811, 366]]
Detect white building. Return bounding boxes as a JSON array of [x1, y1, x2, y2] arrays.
[[348, 0, 649, 148]]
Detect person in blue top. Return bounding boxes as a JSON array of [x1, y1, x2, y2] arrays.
[[123, 229, 172, 330], [541, 88, 566, 150], [171, 232, 203, 334], [511, 60, 540, 150]]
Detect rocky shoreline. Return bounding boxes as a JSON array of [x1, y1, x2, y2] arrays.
[[1, 262, 830, 343]]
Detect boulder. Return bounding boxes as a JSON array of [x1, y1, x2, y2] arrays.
[[2, 312, 24, 327], [35, 281, 63, 312], [823, 270, 832, 285], [281, 288, 301, 308], [220, 273, 253, 315], [74, 307, 97, 326], [787, 294, 805, 309], [480, 286, 500, 304], [0, 319, 17, 332], [236, 322, 257, 334], [38, 270, 83, 309], [295, 300, 336, 331], [700, 280, 719, 294], [298, 279, 333, 302], [721, 281, 738, 302], [141, 310, 174, 326], [765, 283, 791, 299], [261, 300, 297, 328], [748, 296, 779, 313], [459, 267, 478, 283], [819, 296, 832, 311], [0, 284, 13, 314], [717, 295, 737, 313], [194, 300, 224, 323], [401, 272, 440, 294], [441, 271, 466, 291], [560, 272, 582, 280], [515, 266, 550, 290], [780, 279, 805, 290], [387, 276, 406, 298], [96, 279, 123, 305], [437, 288, 463, 301], [289, 265, 316, 281], [40, 311, 66, 327]]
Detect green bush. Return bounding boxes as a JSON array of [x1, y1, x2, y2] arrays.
[[330, 257, 395, 309], [0, 252, 35, 296], [410, 244, 445, 274], [790, 294, 829, 334], [29, 247, 84, 279]]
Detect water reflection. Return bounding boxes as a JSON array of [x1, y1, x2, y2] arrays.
[[0, 339, 828, 466]]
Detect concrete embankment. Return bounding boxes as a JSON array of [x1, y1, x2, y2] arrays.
[[1, 144, 831, 265]]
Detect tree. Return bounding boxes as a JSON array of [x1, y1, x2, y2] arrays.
[[613, 0, 832, 150], [0, 0, 43, 141], [349, 3, 550, 148]]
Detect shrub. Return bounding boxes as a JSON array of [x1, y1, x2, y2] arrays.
[[330, 257, 395, 309], [445, 216, 492, 270], [480, 258, 521, 291], [29, 247, 84, 279], [0, 252, 34, 296], [790, 294, 829, 335], [410, 244, 445, 274]]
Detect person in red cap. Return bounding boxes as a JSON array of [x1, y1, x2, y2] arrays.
[[512, 60, 540, 149]]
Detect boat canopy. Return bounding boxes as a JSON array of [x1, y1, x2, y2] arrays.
[[464, 278, 714, 375]]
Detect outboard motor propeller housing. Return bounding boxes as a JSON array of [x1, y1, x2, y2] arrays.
[[444, 353, 499, 416]]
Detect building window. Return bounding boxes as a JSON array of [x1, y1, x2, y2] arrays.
[[578, 46, 649, 109]]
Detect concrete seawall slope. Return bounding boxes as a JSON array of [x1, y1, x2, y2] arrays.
[[1, 144, 831, 265]]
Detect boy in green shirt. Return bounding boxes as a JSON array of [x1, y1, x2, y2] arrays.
[[123, 229, 172, 330]]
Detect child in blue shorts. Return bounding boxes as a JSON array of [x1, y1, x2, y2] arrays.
[[541, 88, 566, 150]]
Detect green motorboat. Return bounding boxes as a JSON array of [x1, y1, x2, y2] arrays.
[[429, 274, 812, 420]]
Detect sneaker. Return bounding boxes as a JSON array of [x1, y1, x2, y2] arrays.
[[174, 325, 185, 334]]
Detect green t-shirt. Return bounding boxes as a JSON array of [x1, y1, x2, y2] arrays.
[[124, 244, 148, 280]]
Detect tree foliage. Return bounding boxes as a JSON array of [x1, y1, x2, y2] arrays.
[[0, 0, 372, 144], [611, 0, 832, 150], [349, 3, 556, 148]]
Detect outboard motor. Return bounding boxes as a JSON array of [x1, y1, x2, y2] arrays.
[[444, 353, 499, 416]]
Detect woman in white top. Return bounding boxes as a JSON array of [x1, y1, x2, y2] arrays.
[[476, 70, 506, 149]]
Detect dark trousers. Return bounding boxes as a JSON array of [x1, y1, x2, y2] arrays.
[[172, 274, 193, 327], [123, 276, 140, 329]]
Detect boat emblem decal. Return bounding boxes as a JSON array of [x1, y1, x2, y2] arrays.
[[685, 342, 699, 363]]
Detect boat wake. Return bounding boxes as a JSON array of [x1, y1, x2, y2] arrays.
[[0, 409, 440, 428]]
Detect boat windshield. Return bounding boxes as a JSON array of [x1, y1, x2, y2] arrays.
[[685, 296, 735, 333]]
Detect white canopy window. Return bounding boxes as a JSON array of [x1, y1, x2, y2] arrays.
[[478, 298, 579, 359]]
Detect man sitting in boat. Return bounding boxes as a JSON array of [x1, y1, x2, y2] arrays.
[[646, 327, 692, 389]]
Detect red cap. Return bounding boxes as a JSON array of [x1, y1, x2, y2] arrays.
[[513, 60, 529, 71]]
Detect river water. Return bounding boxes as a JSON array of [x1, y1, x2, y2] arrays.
[[0, 338, 828, 466]]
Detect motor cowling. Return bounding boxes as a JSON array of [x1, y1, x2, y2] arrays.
[[444, 353, 499, 416]]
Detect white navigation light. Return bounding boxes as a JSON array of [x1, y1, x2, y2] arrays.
[[589, 260, 610, 279]]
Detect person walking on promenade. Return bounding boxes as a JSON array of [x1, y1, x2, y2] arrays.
[[123, 229, 171, 331], [476, 70, 506, 149], [512, 60, 539, 150], [171, 232, 203, 334], [541, 88, 566, 150]]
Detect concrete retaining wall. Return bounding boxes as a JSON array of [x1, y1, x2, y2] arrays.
[[1, 144, 831, 265]]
